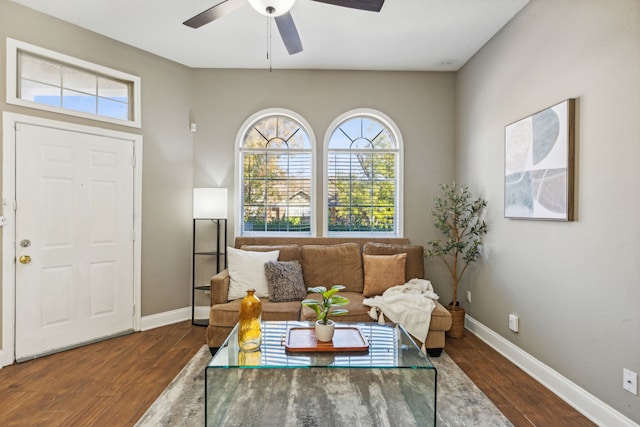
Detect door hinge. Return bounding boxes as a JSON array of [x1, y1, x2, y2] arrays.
[[131, 156, 136, 168], [131, 231, 136, 241], [133, 304, 136, 316]]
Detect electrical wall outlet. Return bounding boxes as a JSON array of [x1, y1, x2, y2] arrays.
[[508, 314, 519, 332], [466, 290, 472, 303], [623, 368, 638, 395]]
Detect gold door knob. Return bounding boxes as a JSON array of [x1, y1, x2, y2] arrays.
[[19, 255, 31, 264]]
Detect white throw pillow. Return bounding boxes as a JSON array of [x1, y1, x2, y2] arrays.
[[227, 247, 280, 300]]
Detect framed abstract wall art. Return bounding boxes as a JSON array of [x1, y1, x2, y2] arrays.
[[504, 99, 575, 221]]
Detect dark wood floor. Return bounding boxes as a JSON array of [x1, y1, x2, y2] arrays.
[[0, 321, 595, 426], [0, 320, 205, 426], [445, 331, 596, 427]]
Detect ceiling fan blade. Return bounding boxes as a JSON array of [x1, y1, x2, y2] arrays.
[[183, 0, 247, 29], [274, 12, 303, 55], [311, 0, 384, 12]]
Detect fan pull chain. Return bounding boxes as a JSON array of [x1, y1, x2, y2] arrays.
[[266, 8, 273, 72], [269, 17, 272, 72]]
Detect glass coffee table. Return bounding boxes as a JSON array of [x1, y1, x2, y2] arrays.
[[206, 320, 437, 426]]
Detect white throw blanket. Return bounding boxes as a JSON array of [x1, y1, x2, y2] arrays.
[[363, 278, 439, 350]]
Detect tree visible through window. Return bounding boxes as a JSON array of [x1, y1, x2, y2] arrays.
[[326, 114, 401, 235], [240, 114, 313, 234]]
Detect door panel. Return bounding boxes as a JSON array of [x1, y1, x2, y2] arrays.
[[15, 123, 135, 360]]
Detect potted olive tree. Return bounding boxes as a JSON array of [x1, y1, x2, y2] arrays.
[[425, 182, 487, 338], [301, 285, 349, 342]]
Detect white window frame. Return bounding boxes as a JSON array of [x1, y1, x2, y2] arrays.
[[323, 108, 404, 237], [235, 108, 317, 237], [6, 38, 141, 128]]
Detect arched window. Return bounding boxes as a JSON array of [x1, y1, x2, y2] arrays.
[[324, 109, 403, 236], [237, 109, 315, 235]]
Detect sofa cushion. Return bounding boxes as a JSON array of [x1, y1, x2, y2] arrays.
[[227, 247, 279, 300], [240, 244, 301, 261], [300, 292, 373, 323], [300, 243, 363, 292], [362, 253, 407, 297], [210, 298, 302, 327], [363, 242, 425, 281], [300, 293, 452, 334], [264, 261, 307, 302]]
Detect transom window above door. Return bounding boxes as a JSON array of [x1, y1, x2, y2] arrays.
[[6, 38, 141, 128], [238, 110, 315, 235]]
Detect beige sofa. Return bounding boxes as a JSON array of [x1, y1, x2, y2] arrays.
[[207, 237, 452, 357]]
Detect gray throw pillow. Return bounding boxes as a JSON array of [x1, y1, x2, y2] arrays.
[[264, 261, 307, 302]]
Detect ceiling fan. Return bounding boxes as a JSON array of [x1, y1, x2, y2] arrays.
[[183, 0, 385, 55]]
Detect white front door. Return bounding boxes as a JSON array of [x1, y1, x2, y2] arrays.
[[15, 122, 136, 360]]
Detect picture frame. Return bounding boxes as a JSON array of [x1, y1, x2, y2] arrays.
[[504, 99, 575, 221]]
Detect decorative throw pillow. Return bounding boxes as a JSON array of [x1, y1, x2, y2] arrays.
[[300, 243, 363, 292], [264, 261, 307, 302], [362, 253, 407, 297], [227, 247, 280, 300], [363, 242, 425, 281], [240, 244, 301, 262]]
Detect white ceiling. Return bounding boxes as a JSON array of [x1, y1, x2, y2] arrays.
[[10, 0, 529, 71]]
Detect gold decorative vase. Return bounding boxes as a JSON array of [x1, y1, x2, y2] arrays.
[[238, 289, 262, 352], [238, 350, 262, 366]]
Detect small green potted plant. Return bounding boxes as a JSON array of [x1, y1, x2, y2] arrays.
[[425, 182, 487, 338], [301, 285, 349, 342]]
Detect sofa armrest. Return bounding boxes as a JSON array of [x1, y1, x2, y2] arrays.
[[210, 269, 230, 305]]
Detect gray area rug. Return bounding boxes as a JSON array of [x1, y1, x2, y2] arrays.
[[136, 345, 513, 427]]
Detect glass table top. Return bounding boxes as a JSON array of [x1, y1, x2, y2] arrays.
[[208, 320, 435, 370]]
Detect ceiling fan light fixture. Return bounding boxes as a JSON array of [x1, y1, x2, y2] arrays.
[[248, 0, 296, 16]]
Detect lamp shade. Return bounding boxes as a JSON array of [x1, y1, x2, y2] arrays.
[[193, 188, 227, 219]]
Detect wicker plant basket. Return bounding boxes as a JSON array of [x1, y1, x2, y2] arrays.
[[446, 305, 466, 338]]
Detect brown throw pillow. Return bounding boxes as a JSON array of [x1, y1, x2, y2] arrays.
[[300, 243, 363, 292], [264, 261, 307, 302], [363, 242, 425, 281], [362, 253, 407, 297]]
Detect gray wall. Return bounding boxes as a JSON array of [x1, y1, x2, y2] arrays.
[[3, 0, 636, 422], [192, 69, 457, 305], [0, 2, 457, 336], [0, 0, 195, 326], [456, 0, 640, 421], [193, 69, 456, 240]]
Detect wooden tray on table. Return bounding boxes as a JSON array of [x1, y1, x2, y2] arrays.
[[285, 326, 369, 353]]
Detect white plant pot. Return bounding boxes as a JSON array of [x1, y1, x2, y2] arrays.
[[315, 319, 335, 342]]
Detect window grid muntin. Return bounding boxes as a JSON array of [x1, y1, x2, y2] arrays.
[[327, 116, 399, 235], [6, 38, 140, 128], [241, 115, 312, 234], [18, 51, 132, 122]]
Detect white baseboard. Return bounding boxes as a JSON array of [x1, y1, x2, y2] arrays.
[[0, 349, 11, 369], [141, 307, 190, 330], [0, 306, 210, 368], [195, 305, 210, 320], [140, 306, 210, 331], [465, 315, 639, 427]]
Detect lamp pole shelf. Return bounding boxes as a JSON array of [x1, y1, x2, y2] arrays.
[[192, 188, 227, 326], [192, 218, 227, 327]]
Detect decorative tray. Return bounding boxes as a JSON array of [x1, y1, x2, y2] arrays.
[[285, 326, 369, 353]]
